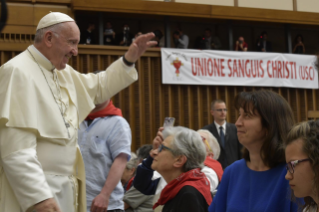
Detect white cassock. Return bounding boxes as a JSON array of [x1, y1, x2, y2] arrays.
[[0, 45, 138, 212]]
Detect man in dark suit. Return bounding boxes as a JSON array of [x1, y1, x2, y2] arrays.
[[202, 100, 242, 169], [256, 31, 272, 52]]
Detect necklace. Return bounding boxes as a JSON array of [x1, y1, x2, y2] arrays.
[[27, 49, 71, 138]]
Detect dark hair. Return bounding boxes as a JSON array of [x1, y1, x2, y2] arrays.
[[234, 89, 295, 168], [153, 29, 163, 39], [294, 34, 304, 43], [285, 120, 319, 210], [173, 31, 180, 36], [211, 99, 225, 110], [205, 28, 211, 33], [136, 144, 153, 161], [261, 31, 268, 36]]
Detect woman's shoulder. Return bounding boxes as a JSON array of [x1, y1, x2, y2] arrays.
[[224, 159, 247, 173]]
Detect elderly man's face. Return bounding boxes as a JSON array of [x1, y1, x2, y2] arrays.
[[51, 22, 80, 70]]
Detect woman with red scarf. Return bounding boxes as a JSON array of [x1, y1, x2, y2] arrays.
[[134, 126, 212, 212]]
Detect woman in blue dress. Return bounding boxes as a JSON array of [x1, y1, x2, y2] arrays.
[[209, 90, 300, 212]]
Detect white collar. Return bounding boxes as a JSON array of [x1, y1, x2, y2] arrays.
[[30, 45, 55, 71], [214, 121, 226, 130]]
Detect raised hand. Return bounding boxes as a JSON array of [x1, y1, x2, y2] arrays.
[[124, 32, 157, 63]]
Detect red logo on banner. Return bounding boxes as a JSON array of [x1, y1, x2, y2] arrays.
[[171, 57, 183, 77]]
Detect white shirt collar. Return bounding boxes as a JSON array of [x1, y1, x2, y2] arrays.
[[30, 45, 55, 71], [214, 121, 226, 134]]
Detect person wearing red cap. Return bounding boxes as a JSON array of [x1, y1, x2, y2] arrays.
[[0, 12, 156, 212]]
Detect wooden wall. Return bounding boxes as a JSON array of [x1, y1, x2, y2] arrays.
[[0, 42, 318, 151]]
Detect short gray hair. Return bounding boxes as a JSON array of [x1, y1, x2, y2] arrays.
[[34, 23, 63, 44], [197, 129, 220, 160], [126, 152, 138, 173], [162, 126, 206, 172]]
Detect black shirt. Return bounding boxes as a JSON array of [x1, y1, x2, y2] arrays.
[[162, 186, 209, 212]]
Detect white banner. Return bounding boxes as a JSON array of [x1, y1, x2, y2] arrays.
[[161, 48, 318, 89]]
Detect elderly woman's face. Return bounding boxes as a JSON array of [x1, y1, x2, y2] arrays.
[[151, 135, 176, 173], [235, 108, 266, 148]]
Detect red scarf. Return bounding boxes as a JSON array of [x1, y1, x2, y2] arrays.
[[86, 100, 122, 120], [204, 156, 224, 182], [153, 168, 212, 209], [126, 177, 134, 191]]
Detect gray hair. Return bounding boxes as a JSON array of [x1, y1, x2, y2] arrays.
[[197, 129, 221, 160], [126, 152, 138, 170], [162, 126, 206, 171], [34, 23, 64, 44], [126, 152, 138, 175]]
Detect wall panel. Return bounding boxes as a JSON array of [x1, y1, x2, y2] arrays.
[[176, 0, 234, 6], [238, 0, 293, 11], [297, 0, 319, 13]]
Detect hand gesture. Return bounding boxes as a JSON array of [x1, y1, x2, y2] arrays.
[[90, 193, 110, 212], [152, 127, 164, 150], [124, 33, 157, 63], [34, 198, 61, 212]]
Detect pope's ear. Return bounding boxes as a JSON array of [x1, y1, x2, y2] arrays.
[[43, 31, 55, 47], [173, 155, 187, 169]]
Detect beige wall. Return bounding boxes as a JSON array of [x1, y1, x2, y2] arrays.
[[238, 0, 293, 10], [297, 0, 319, 13]]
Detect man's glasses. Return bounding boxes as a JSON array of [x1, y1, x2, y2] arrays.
[[158, 144, 175, 154], [286, 158, 310, 174], [215, 109, 227, 112]]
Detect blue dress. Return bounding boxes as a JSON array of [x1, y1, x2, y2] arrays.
[[209, 159, 300, 212]]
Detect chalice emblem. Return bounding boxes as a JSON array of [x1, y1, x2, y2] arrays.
[[171, 57, 183, 77]]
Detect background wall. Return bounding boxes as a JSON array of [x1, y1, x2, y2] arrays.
[[176, 0, 234, 6], [297, 0, 319, 13], [238, 0, 293, 11]]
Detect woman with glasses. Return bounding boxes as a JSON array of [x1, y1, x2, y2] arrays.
[[209, 90, 299, 212], [285, 120, 319, 212], [134, 126, 212, 212]]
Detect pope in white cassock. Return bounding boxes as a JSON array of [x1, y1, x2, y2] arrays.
[[0, 12, 156, 212]]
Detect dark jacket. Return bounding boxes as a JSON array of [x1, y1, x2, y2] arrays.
[[256, 40, 272, 52], [202, 122, 242, 169], [163, 186, 208, 212]]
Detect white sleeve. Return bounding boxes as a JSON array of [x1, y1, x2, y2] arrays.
[[0, 127, 53, 212], [201, 166, 219, 193], [73, 57, 138, 105]]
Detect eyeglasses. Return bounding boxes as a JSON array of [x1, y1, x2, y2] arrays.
[[286, 158, 310, 174], [201, 136, 213, 153], [158, 144, 174, 154], [215, 109, 227, 112]]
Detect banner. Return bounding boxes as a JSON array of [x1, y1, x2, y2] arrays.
[[161, 48, 318, 89]]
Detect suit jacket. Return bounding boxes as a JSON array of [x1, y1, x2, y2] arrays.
[[256, 40, 272, 52], [202, 122, 242, 169]]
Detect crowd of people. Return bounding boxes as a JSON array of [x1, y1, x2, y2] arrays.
[[80, 23, 307, 54], [0, 11, 318, 212]]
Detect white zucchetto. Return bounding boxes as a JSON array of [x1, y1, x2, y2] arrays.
[[36, 12, 74, 31]]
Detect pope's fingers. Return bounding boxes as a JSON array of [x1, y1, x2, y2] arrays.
[[146, 41, 158, 47], [135, 32, 155, 43]]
